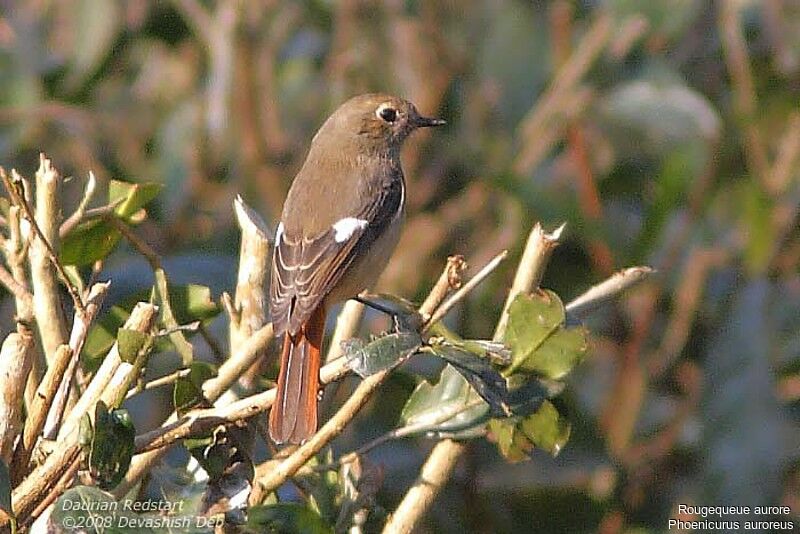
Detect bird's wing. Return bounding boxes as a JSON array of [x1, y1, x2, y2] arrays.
[[270, 177, 403, 335]]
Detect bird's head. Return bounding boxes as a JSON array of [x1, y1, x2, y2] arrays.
[[313, 93, 445, 155]]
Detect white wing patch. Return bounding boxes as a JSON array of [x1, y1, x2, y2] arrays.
[[332, 217, 369, 243], [275, 222, 284, 243]]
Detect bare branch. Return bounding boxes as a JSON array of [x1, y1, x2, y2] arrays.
[[0, 262, 32, 307], [125, 368, 192, 400], [565, 266, 655, 318], [494, 223, 564, 339], [57, 302, 157, 442], [10, 443, 81, 524], [425, 250, 508, 331], [0, 331, 35, 463], [252, 370, 390, 499], [58, 171, 97, 238], [42, 282, 110, 440], [386, 221, 563, 534], [13, 344, 71, 482], [115, 321, 277, 497]]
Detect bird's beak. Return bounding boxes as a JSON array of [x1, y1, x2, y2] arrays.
[[414, 115, 446, 128]]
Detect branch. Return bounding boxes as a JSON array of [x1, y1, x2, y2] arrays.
[[220, 195, 271, 397], [0, 262, 32, 307], [565, 266, 655, 318], [109, 216, 194, 366], [58, 171, 97, 238], [42, 282, 110, 440], [126, 368, 192, 400], [115, 321, 276, 497], [2, 162, 69, 362], [252, 370, 390, 499], [7, 161, 86, 319], [249, 253, 507, 506], [385, 222, 563, 534], [425, 250, 507, 331], [494, 223, 564, 339], [57, 302, 157, 442], [10, 443, 81, 524], [0, 331, 35, 463], [513, 13, 612, 174], [13, 345, 71, 483]]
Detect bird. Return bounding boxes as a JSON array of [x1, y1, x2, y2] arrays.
[[268, 93, 445, 444]]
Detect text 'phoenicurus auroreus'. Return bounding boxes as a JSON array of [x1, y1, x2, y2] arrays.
[[268, 94, 445, 444]]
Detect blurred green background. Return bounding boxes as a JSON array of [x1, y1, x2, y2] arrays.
[[1, 0, 799, 532]]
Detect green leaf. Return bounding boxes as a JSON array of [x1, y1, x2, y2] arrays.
[[344, 331, 422, 378], [520, 400, 571, 456], [60, 217, 123, 266], [167, 284, 221, 323], [505, 290, 564, 370], [401, 365, 490, 436], [109, 180, 163, 220], [428, 344, 509, 416], [504, 292, 588, 379], [82, 284, 220, 364], [184, 427, 239, 482], [173, 362, 217, 416], [246, 503, 333, 534], [87, 401, 136, 490], [83, 305, 131, 365], [0, 459, 12, 523], [488, 400, 570, 462], [519, 327, 588, 380], [60, 180, 162, 266], [116, 328, 150, 364]]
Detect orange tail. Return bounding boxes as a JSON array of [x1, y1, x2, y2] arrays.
[[269, 307, 325, 444]]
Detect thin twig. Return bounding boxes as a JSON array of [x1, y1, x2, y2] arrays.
[[115, 321, 277, 497], [57, 303, 157, 442], [424, 250, 508, 330], [125, 368, 192, 400], [2, 165, 86, 316], [198, 323, 226, 364], [108, 216, 194, 366], [59, 200, 122, 239], [12, 345, 71, 484], [58, 171, 97, 238], [309, 397, 488, 474], [768, 112, 800, 194], [565, 266, 655, 318], [385, 221, 565, 534], [419, 255, 466, 324], [42, 282, 110, 440], [514, 13, 612, 174]]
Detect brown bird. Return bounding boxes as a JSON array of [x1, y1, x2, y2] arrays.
[[268, 94, 445, 444]]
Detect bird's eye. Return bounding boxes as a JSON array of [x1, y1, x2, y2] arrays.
[[377, 105, 398, 123]]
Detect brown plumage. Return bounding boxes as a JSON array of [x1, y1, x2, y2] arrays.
[[268, 94, 444, 444]]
